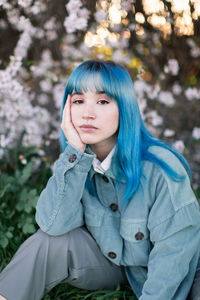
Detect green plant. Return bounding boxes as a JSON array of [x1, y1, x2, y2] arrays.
[[0, 144, 52, 258]]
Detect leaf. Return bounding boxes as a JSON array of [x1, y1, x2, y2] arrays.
[[0, 183, 11, 198], [28, 189, 39, 208], [22, 223, 36, 234], [24, 203, 32, 213], [0, 236, 8, 248], [19, 162, 33, 185], [6, 231, 13, 239]]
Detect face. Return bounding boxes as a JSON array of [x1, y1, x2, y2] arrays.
[[70, 90, 119, 152]]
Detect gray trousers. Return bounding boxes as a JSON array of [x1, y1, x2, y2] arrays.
[[0, 227, 127, 300], [0, 227, 200, 300]]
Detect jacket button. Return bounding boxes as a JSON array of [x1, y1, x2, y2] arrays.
[[110, 203, 118, 212], [102, 175, 109, 183], [108, 252, 117, 259], [68, 154, 77, 163], [135, 232, 144, 241]]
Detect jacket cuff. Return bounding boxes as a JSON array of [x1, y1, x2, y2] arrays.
[[58, 141, 96, 172]]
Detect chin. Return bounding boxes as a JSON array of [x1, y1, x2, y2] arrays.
[[80, 136, 100, 145], [82, 138, 99, 145]]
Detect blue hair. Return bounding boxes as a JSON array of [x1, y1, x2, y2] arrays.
[[60, 60, 191, 205]]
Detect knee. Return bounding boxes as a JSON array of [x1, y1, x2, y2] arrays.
[[31, 227, 85, 256]]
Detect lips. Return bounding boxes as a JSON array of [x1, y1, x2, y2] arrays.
[[80, 125, 97, 129], [80, 124, 98, 132]]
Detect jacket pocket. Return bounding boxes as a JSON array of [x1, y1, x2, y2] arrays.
[[84, 206, 105, 239], [120, 219, 151, 266], [84, 206, 104, 227]]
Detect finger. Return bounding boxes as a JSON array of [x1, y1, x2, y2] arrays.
[[66, 94, 72, 122], [62, 94, 71, 126]]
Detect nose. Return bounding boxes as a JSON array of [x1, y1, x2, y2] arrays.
[[82, 105, 96, 120]]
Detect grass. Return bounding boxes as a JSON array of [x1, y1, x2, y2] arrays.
[[43, 284, 134, 300], [0, 144, 199, 299]]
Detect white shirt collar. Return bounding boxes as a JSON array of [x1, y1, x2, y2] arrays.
[[92, 145, 116, 174]]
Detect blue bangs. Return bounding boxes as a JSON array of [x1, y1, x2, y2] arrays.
[[64, 60, 133, 103]]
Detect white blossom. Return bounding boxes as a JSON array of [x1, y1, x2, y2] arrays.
[[53, 83, 65, 109], [112, 49, 124, 63], [137, 98, 147, 118], [66, 0, 82, 13], [192, 127, 200, 140], [64, 14, 77, 33], [7, 56, 22, 77], [190, 47, 200, 58], [30, 3, 40, 14], [187, 38, 195, 48], [0, 0, 11, 9], [133, 79, 149, 99], [9, 80, 24, 100], [147, 84, 160, 99], [14, 31, 33, 57], [40, 79, 52, 92], [158, 91, 176, 107], [30, 1, 46, 14], [65, 34, 77, 43], [129, 23, 136, 31], [185, 87, 200, 100], [0, 135, 10, 148], [38, 94, 49, 105], [46, 30, 57, 41], [0, 19, 7, 29], [44, 17, 56, 31], [49, 130, 59, 140], [146, 111, 163, 126], [172, 140, 185, 153], [22, 133, 43, 147], [35, 28, 45, 39], [121, 0, 132, 11], [164, 59, 179, 76], [75, 17, 88, 30], [33, 107, 51, 125], [18, 0, 32, 8], [94, 10, 107, 23], [19, 154, 27, 164], [31, 157, 41, 170], [163, 129, 175, 137], [0, 70, 11, 89], [78, 8, 90, 19], [30, 65, 44, 77], [172, 83, 182, 95], [187, 39, 200, 57]]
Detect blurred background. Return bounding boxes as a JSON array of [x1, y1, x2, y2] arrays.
[[0, 0, 200, 253]]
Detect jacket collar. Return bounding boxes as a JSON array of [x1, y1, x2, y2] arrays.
[[86, 146, 125, 183]]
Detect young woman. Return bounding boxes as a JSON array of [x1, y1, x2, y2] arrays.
[[0, 60, 200, 300]]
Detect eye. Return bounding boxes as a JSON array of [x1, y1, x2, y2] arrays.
[[72, 99, 83, 104], [98, 100, 109, 105]]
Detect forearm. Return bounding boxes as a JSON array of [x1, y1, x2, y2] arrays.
[[140, 209, 200, 299], [35, 143, 95, 235]]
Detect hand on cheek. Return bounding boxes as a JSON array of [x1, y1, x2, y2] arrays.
[[61, 95, 86, 152]]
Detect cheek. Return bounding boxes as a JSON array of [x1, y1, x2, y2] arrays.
[[70, 107, 78, 124], [108, 109, 119, 130]]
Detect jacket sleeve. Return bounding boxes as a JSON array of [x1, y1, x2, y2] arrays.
[[139, 161, 200, 300], [35, 142, 95, 236]]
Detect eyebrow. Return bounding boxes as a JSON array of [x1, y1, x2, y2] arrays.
[[71, 91, 106, 96]]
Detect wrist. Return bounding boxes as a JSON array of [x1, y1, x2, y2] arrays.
[[67, 141, 86, 153]]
